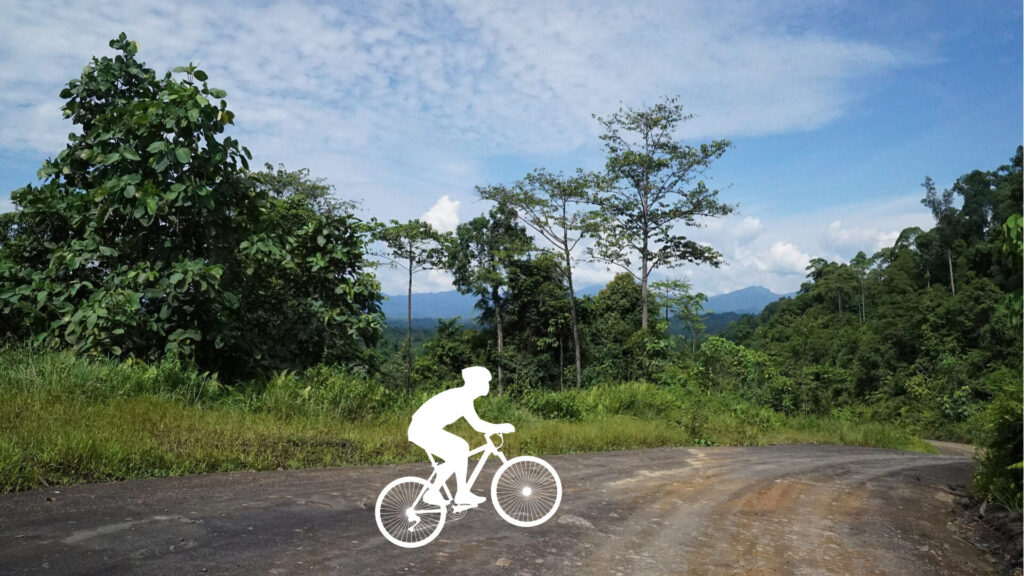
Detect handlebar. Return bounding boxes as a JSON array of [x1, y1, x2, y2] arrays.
[[486, 431, 506, 450]]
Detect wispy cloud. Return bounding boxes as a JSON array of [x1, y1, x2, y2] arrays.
[[673, 192, 936, 294], [1, 1, 927, 294], [1, 1, 914, 221]]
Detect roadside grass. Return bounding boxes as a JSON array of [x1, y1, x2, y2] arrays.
[[0, 349, 935, 492]]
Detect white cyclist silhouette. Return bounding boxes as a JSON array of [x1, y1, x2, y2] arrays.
[[375, 366, 563, 548]]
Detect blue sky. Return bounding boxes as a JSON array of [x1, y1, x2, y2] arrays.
[[1, 1, 1020, 295]]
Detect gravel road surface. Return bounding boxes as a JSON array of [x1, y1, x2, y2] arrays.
[[0, 444, 994, 575]]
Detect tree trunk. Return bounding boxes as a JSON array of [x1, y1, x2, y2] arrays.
[[860, 279, 866, 323], [494, 287, 504, 394], [558, 336, 564, 391], [947, 249, 955, 295], [641, 261, 649, 331], [406, 259, 413, 389], [564, 250, 583, 388]]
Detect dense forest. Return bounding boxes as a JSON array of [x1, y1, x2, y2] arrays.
[[0, 35, 1020, 512]]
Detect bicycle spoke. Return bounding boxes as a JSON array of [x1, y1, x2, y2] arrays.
[[494, 457, 561, 525]]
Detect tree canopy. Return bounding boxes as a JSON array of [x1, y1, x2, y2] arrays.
[[0, 34, 381, 378], [590, 97, 733, 330]]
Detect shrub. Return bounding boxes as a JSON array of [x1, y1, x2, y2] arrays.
[[253, 366, 394, 420], [522, 390, 583, 420], [970, 368, 1023, 513]]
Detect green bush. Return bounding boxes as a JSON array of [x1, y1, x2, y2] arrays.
[[970, 368, 1023, 514], [253, 366, 395, 420], [576, 381, 681, 420], [697, 337, 796, 412], [522, 389, 583, 420]]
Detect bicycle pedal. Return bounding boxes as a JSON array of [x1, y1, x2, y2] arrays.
[[450, 503, 479, 513]]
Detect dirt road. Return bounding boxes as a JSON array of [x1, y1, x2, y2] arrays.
[[0, 444, 995, 575]]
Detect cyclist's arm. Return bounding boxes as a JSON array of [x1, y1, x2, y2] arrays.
[[463, 403, 500, 434]]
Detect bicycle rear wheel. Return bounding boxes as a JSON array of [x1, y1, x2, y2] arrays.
[[491, 456, 562, 527], [375, 476, 446, 548]]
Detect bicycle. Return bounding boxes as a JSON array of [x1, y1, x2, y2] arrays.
[[374, 432, 562, 548]]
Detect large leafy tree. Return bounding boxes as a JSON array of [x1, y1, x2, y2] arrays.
[[477, 169, 600, 387], [495, 252, 573, 390], [0, 35, 381, 377], [448, 203, 533, 393], [374, 219, 449, 386], [590, 97, 734, 330], [239, 165, 382, 375], [579, 272, 665, 382]]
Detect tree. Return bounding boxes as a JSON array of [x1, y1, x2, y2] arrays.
[[590, 97, 734, 330], [850, 251, 872, 323], [240, 165, 382, 374], [651, 279, 708, 356], [374, 219, 449, 387], [477, 169, 600, 387], [448, 203, 533, 393], [921, 176, 957, 295], [499, 252, 572, 390], [579, 272, 663, 382], [0, 35, 382, 377]]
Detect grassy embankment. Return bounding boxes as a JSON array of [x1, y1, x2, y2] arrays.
[[0, 348, 936, 492]]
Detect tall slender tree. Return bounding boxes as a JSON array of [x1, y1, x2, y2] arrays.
[[850, 251, 872, 323], [590, 97, 734, 330], [375, 219, 449, 387], [651, 279, 708, 356], [448, 203, 533, 393], [921, 176, 957, 295], [477, 169, 600, 387]]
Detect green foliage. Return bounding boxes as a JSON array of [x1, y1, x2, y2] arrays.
[[372, 219, 449, 385], [522, 389, 584, 420], [697, 336, 796, 412], [0, 36, 381, 378], [253, 365, 396, 420], [970, 368, 1023, 514], [449, 202, 534, 393], [579, 273, 659, 382], [651, 279, 707, 355], [477, 168, 602, 388], [723, 148, 1023, 511], [411, 319, 483, 391], [967, 212, 1024, 514]]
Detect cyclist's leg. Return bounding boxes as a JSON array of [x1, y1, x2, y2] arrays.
[[422, 429, 471, 498], [432, 461, 455, 492]]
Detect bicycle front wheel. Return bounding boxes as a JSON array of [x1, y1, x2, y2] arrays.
[[491, 456, 562, 527], [375, 476, 446, 548]]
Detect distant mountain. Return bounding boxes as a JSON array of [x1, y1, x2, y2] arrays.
[[380, 291, 476, 321], [704, 285, 792, 315], [381, 285, 605, 322], [381, 284, 791, 322]]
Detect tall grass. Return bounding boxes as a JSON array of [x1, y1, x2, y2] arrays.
[[0, 348, 935, 492]]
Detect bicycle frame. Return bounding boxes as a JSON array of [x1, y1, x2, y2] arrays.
[[417, 433, 508, 505]]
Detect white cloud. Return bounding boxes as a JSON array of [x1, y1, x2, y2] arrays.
[[422, 195, 460, 233], [731, 216, 763, 240], [826, 220, 904, 251], [664, 192, 935, 295], [765, 241, 812, 274], [0, 1, 930, 296]]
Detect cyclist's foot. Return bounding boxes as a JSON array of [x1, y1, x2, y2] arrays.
[[453, 491, 486, 506], [422, 488, 447, 507]]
